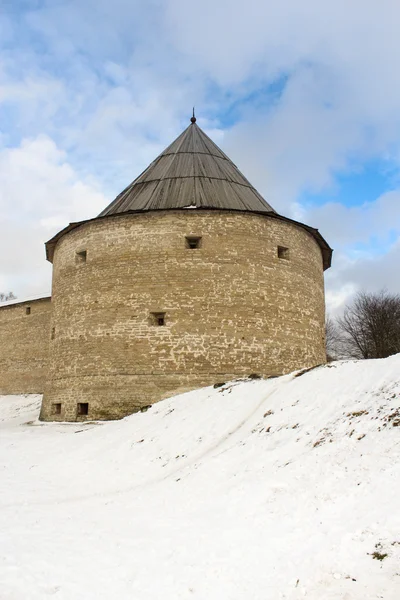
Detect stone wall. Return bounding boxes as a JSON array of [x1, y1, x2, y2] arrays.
[[40, 210, 326, 421], [0, 297, 52, 394]]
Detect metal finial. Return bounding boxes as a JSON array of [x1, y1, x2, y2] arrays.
[[190, 107, 196, 123]]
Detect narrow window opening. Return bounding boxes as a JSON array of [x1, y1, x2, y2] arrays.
[[151, 312, 166, 326], [52, 403, 62, 415], [77, 402, 89, 416], [76, 250, 87, 263], [277, 246, 290, 260], [26, 306, 31, 315], [185, 236, 202, 249], [51, 327, 56, 340]]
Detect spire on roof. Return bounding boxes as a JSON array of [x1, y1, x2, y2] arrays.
[[98, 119, 276, 217]]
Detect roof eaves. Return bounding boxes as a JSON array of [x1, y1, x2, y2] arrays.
[[45, 208, 332, 270], [0, 294, 51, 308]]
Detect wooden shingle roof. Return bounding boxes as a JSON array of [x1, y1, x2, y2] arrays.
[[98, 120, 276, 216]]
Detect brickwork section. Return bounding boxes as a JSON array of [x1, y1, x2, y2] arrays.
[[0, 297, 52, 394], [40, 210, 326, 421]]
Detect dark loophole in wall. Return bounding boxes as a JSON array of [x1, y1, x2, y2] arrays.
[[52, 403, 62, 415], [277, 246, 290, 260], [51, 327, 56, 340], [77, 402, 89, 416], [185, 236, 202, 249], [26, 307, 31, 315], [150, 312, 166, 326], [76, 249, 87, 264]]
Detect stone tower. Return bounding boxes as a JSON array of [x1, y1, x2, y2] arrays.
[[39, 116, 332, 421]]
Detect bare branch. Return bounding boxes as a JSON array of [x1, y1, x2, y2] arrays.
[[0, 292, 16, 303], [325, 315, 341, 361], [337, 289, 400, 359]]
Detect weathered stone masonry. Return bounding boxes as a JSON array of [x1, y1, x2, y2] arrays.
[[39, 209, 326, 421], [0, 297, 51, 394]]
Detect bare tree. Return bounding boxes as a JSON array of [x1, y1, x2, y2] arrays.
[[337, 290, 400, 359], [325, 315, 341, 361], [0, 292, 16, 303]]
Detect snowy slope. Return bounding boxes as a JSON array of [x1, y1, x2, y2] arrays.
[[0, 357, 399, 600]]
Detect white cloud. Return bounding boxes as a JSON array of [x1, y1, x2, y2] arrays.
[[324, 237, 400, 317], [0, 136, 107, 298], [306, 192, 400, 314], [306, 191, 400, 247]]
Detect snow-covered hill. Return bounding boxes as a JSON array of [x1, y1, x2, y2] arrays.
[[1, 357, 399, 600]]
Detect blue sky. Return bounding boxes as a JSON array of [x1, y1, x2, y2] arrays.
[[1, 0, 400, 312], [299, 160, 395, 208]]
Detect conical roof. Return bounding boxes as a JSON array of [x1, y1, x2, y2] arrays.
[[45, 116, 332, 270], [98, 119, 276, 217]]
